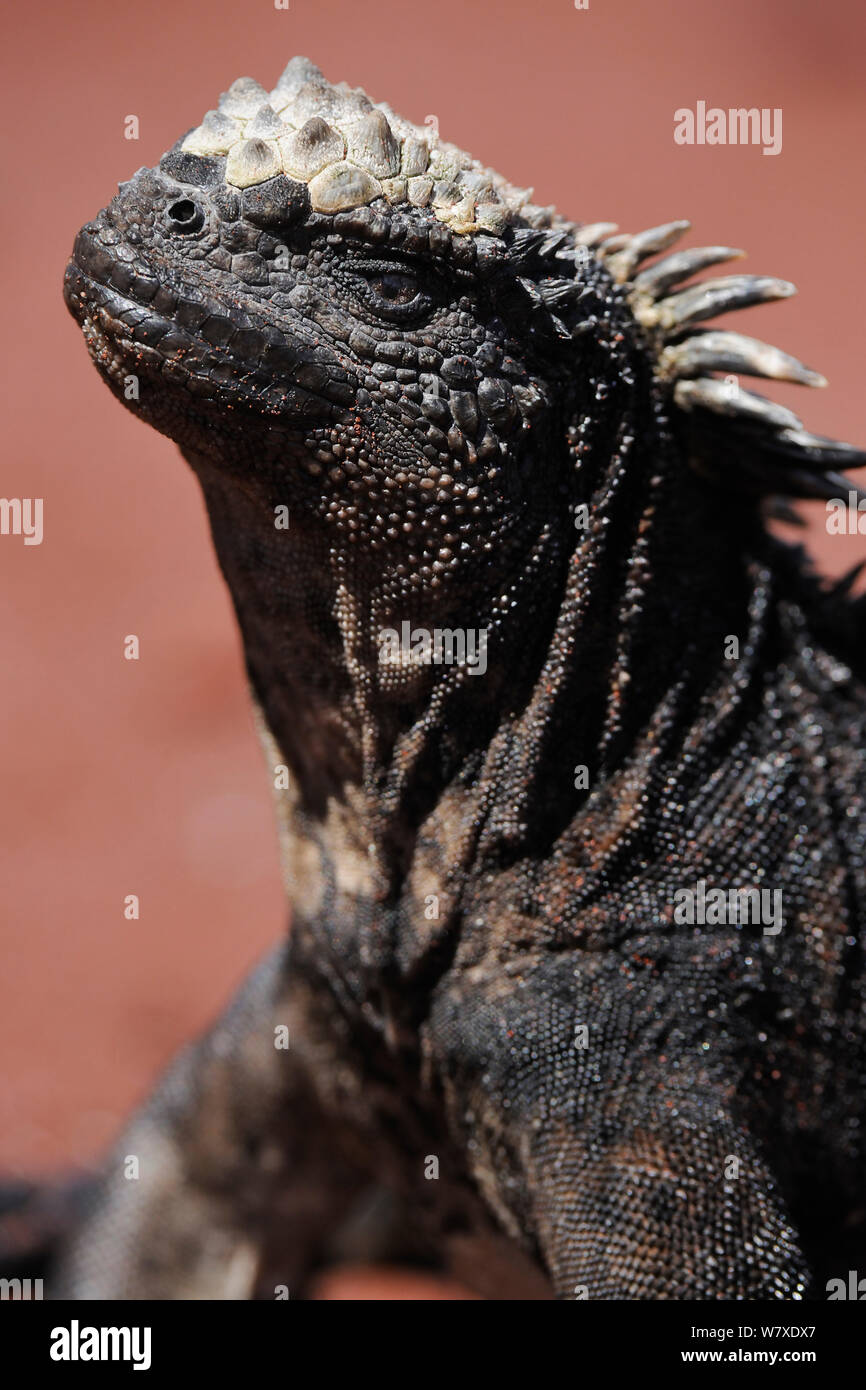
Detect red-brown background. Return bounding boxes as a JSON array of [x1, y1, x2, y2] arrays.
[[1, 0, 864, 1298]]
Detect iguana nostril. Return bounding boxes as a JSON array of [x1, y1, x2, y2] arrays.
[[166, 198, 203, 231]]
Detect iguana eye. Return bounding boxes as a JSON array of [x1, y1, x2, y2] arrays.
[[348, 261, 432, 322], [368, 271, 419, 304]]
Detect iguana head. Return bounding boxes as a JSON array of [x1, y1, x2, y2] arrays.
[[64, 57, 865, 885], [64, 59, 613, 614], [65, 53, 863, 502]]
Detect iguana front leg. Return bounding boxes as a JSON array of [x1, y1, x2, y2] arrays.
[[54, 945, 367, 1300], [528, 1111, 809, 1300], [433, 954, 812, 1301]]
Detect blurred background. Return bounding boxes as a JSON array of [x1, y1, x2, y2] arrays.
[[1, 0, 864, 1298]]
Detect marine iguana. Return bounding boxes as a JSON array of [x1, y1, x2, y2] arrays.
[[57, 56, 866, 1299]]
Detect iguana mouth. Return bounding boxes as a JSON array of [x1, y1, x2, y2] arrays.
[[63, 247, 340, 434], [64, 260, 182, 388]]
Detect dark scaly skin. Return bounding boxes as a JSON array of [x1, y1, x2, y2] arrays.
[[56, 89, 866, 1300]]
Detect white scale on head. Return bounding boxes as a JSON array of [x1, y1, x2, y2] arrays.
[[181, 55, 558, 235], [179, 57, 865, 494]]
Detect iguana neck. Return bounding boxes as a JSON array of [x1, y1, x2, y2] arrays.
[[186, 432, 758, 921]]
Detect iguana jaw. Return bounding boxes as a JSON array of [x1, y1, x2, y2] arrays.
[[63, 221, 351, 457]]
